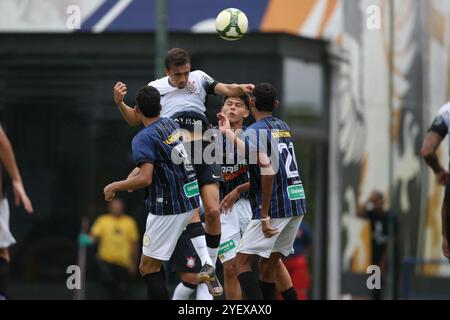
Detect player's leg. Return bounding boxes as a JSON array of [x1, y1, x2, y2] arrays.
[[261, 215, 304, 300], [172, 272, 197, 300], [187, 209, 213, 267], [259, 252, 282, 300], [0, 248, 9, 300], [234, 252, 262, 300], [189, 138, 222, 267], [219, 201, 243, 300], [223, 259, 242, 300], [275, 260, 298, 300], [197, 182, 223, 296], [141, 210, 196, 300], [140, 255, 168, 300], [200, 182, 221, 265], [234, 217, 284, 300]]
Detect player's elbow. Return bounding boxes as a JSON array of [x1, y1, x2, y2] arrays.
[[421, 145, 434, 160], [139, 173, 152, 187]]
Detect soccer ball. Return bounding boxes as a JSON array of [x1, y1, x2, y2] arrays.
[[215, 8, 248, 41]]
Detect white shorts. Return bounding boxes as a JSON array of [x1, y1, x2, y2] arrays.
[[218, 199, 252, 263], [0, 198, 15, 248], [142, 210, 195, 261], [237, 215, 304, 259]]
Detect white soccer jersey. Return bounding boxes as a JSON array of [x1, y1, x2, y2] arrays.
[[148, 70, 217, 118], [430, 102, 450, 150]]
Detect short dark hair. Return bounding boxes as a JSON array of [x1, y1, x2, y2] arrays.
[[223, 95, 250, 109], [135, 86, 161, 118], [253, 83, 278, 112], [165, 48, 191, 69]]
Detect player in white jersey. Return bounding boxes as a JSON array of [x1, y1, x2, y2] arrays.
[[422, 101, 450, 260], [113, 48, 254, 295]]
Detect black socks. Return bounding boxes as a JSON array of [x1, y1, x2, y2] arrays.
[[281, 287, 298, 300], [237, 271, 263, 300], [142, 271, 169, 300]]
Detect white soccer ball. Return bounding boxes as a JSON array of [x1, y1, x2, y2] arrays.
[[215, 8, 248, 41]]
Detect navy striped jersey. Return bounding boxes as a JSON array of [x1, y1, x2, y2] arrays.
[[244, 116, 307, 219], [132, 118, 200, 215], [219, 127, 249, 201]]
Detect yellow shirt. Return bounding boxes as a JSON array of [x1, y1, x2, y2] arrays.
[[91, 214, 139, 269]]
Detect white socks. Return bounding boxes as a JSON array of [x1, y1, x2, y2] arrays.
[[207, 247, 218, 266], [191, 235, 213, 266], [196, 283, 213, 300], [172, 282, 213, 300], [172, 282, 195, 300]]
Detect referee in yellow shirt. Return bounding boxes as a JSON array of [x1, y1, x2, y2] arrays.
[[81, 198, 139, 299]]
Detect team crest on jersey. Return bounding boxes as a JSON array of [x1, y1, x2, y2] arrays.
[[185, 81, 196, 94], [186, 256, 196, 268]]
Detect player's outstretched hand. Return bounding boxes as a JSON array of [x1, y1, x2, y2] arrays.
[[114, 82, 128, 106], [239, 84, 255, 95], [217, 112, 231, 134], [436, 170, 449, 186], [12, 180, 33, 214], [104, 183, 116, 202], [262, 220, 279, 238], [220, 188, 239, 213]]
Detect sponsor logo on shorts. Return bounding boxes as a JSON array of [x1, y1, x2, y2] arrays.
[[287, 185, 306, 200], [184, 180, 200, 198], [218, 240, 236, 256], [143, 235, 151, 247]]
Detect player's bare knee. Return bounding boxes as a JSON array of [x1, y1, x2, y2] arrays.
[[139, 256, 160, 275], [204, 209, 220, 224], [235, 253, 252, 274], [223, 261, 236, 279]]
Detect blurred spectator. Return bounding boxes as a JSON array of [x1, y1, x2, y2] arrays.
[[278, 221, 312, 300], [357, 190, 399, 300], [79, 198, 139, 299]]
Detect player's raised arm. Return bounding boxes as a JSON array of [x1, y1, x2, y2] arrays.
[[113, 82, 141, 127], [421, 131, 448, 185], [258, 152, 278, 239], [214, 82, 255, 97], [104, 162, 153, 201]]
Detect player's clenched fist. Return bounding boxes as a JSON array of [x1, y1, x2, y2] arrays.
[[239, 83, 255, 95], [114, 82, 128, 106], [104, 183, 116, 202]]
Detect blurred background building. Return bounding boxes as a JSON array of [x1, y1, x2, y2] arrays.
[[0, 0, 450, 299]]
